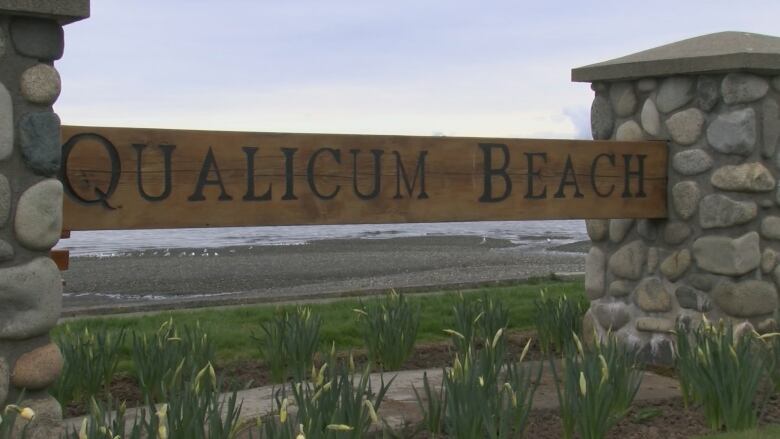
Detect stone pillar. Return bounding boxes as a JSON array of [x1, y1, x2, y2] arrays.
[[572, 32, 780, 364], [0, 1, 89, 436]]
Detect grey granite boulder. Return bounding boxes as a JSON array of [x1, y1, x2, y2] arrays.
[[721, 73, 769, 104], [608, 240, 647, 280], [656, 76, 694, 113], [591, 96, 613, 140], [707, 108, 756, 156], [0, 257, 62, 340], [692, 232, 760, 275], [10, 17, 64, 60], [710, 163, 775, 192], [672, 149, 713, 176], [19, 112, 62, 176], [712, 280, 777, 317], [14, 179, 63, 251]]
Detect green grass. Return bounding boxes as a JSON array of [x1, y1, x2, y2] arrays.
[[694, 425, 780, 438], [54, 279, 585, 371]]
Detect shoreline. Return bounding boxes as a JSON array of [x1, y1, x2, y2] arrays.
[[62, 235, 587, 316]]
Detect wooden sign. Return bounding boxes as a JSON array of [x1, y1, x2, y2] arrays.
[[60, 126, 667, 231]]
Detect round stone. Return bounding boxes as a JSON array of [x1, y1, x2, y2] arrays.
[[676, 286, 711, 312], [20, 64, 61, 106], [0, 82, 12, 161], [711, 163, 775, 192], [758, 318, 778, 334], [11, 343, 63, 390], [10, 17, 64, 61], [672, 149, 713, 176], [637, 219, 659, 241], [0, 358, 8, 406], [0, 257, 62, 340], [660, 249, 691, 281], [585, 246, 606, 299], [637, 78, 657, 92], [0, 173, 10, 227], [608, 240, 647, 280], [762, 248, 777, 273], [761, 216, 780, 240], [636, 317, 675, 333], [692, 232, 761, 276], [721, 73, 769, 104], [608, 280, 633, 297], [646, 247, 660, 273], [706, 108, 757, 156], [0, 240, 13, 262], [609, 219, 634, 243], [656, 76, 694, 113], [585, 219, 608, 241], [615, 120, 643, 141], [698, 194, 757, 229], [591, 96, 613, 140], [14, 179, 63, 251], [582, 310, 601, 348], [665, 108, 704, 145], [696, 76, 719, 111], [19, 112, 61, 176], [640, 99, 661, 136], [634, 277, 672, 312], [763, 98, 779, 159], [609, 82, 637, 117], [672, 181, 701, 220], [11, 393, 63, 439], [689, 274, 723, 292], [663, 222, 691, 245], [712, 280, 777, 318], [592, 300, 631, 331]]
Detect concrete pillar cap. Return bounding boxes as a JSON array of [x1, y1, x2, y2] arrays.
[[572, 31, 780, 82], [0, 0, 89, 24]]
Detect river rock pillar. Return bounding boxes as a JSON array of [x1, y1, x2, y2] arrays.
[[573, 32, 780, 364], [0, 1, 89, 436]]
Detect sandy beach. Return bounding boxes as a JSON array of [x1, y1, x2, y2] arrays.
[[62, 235, 587, 316]]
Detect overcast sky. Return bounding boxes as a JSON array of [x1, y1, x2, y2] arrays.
[[54, 0, 780, 140]]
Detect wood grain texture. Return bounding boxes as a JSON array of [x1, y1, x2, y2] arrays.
[[50, 250, 69, 271], [60, 126, 667, 231]]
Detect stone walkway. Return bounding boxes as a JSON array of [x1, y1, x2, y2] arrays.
[[63, 361, 681, 434]]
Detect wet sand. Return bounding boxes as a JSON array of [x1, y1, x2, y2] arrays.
[[62, 235, 587, 316]]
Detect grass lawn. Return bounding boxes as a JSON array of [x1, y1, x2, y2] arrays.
[[695, 426, 780, 438], [54, 278, 584, 369]]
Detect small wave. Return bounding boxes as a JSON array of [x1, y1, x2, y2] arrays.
[[56, 220, 587, 257]]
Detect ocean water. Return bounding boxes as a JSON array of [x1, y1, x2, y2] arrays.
[[56, 220, 588, 257]]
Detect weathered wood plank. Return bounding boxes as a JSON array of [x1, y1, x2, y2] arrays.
[[50, 249, 69, 271], [60, 126, 667, 231]]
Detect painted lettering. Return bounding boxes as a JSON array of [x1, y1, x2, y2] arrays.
[[188, 147, 233, 201], [393, 150, 428, 200], [590, 153, 616, 197], [281, 148, 298, 200], [554, 155, 583, 198], [133, 143, 176, 202], [479, 143, 512, 202], [307, 148, 342, 200], [351, 149, 383, 200], [61, 132, 121, 209], [242, 147, 272, 201], [524, 152, 547, 199], [622, 154, 647, 198]]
